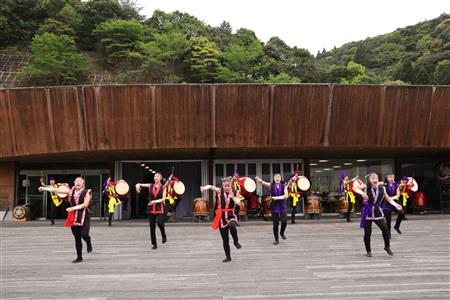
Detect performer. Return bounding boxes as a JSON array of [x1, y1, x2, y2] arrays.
[[398, 176, 411, 219], [104, 177, 122, 226], [354, 172, 402, 257], [39, 177, 93, 263], [383, 174, 405, 236], [40, 176, 63, 225], [136, 172, 167, 249], [163, 176, 182, 222], [201, 177, 242, 263], [287, 173, 301, 224], [339, 172, 355, 222], [255, 174, 289, 245]]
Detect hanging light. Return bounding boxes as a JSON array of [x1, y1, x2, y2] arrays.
[[145, 166, 149, 169], [140, 163, 145, 167]]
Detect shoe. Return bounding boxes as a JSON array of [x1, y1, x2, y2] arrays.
[[384, 248, 394, 256], [366, 252, 372, 257], [51, 222, 55, 225], [72, 258, 83, 263], [281, 234, 287, 240], [152, 245, 157, 250], [108, 223, 111, 226], [291, 221, 296, 224], [394, 226, 402, 234], [234, 242, 241, 249], [273, 240, 279, 245], [162, 236, 167, 244], [346, 219, 352, 222], [222, 257, 232, 263], [87, 244, 93, 253]]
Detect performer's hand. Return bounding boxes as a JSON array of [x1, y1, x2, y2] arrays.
[[200, 186, 205, 192], [38, 186, 45, 192], [66, 207, 73, 212], [135, 184, 141, 193], [395, 203, 402, 211], [255, 176, 261, 183]]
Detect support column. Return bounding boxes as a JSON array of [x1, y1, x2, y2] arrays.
[[0, 162, 16, 221]]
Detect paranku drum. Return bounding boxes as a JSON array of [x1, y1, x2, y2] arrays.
[[405, 177, 418, 194], [296, 176, 311, 191], [56, 183, 70, 199], [114, 180, 130, 196], [192, 198, 210, 216], [234, 177, 256, 195], [171, 180, 185, 196], [349, 178, 365, 192]]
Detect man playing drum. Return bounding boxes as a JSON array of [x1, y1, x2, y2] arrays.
[[255, 174, 289, 245], [383, 174, 405, 236], [104, 177, 122, 226], [201, 177, 242, 263], [354, 173, 402, 257], [39, 177, 93, 263], [136, 172, 167, 250], [40, 176, 64, 225], [339, 172, 356, 222]]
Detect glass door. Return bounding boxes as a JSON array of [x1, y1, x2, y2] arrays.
[[26, 175, 45, 219]]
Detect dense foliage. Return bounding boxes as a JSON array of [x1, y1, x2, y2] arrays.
[[0, 0, 448, 86]]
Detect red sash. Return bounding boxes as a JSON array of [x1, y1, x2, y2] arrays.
[[65, 210, 74, 227]]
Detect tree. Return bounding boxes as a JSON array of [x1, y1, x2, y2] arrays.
[[184, 37, 220, 83], [208, 21, 233, 50], [36, 18, 76, 36], [414, 64, 432, 84], [93, 19, 148, 66], [265, 72, 301, 83], [433, 60, 450, 85], [18, 32, 89, 85], [145, 10, 206, 38]]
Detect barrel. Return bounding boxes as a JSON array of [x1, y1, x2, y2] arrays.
[[12, 205, 30, 221], [192, 198, 210, 216]]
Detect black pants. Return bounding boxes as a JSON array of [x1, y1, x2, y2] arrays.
[[108, 213, 113, 226], [219, 221, 239, 259], [364, 218, 390, 253], [384, 208, 404, 235], [71, 216, 92, 260], [50, 202, 57, 224], [291, 205, 296, 223], [346, 195, 352, 221], [272, 213, 287, 242], [163, 200, 171, 221], [149, 213, 166, 246]]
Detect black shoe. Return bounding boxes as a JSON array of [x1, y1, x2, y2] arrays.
[[72, 258, 83, 263], [273, 240, 279, 245], [108, 223, 111, 226], [291, 221, 296, 224], [51, 222, 55, 225], [222, 257, 232, 263], [346, 219, 352, 222], [394, 226, 402, 234], [384, 248, 394, 256], [152, 245, 157, 250], [162, 236, 167, 244], [403, 217, 408, 220], [281, 234, 286, 240], [234, 242, 241, 249], [87, 244, 93, 253], [366, 252, 372, 257]]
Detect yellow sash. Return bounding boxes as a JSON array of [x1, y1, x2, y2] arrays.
[[108, 198, 121, 213], [346, 191, 356, 204], [290, 193, 300, 207], [51, 193, 63, 207], [401, 192, 408, 207]]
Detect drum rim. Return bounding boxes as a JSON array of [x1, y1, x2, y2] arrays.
[[173, 181, 185, 194], [115, 181, 130, 195], [243, 177, 256, 193]]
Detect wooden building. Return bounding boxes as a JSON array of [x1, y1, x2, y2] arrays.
[[0, 84, 449, 220]]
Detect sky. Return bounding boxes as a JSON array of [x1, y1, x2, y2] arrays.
[[138, 0, 449, 54]]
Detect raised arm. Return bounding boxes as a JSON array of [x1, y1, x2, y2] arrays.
[[200, 184, 221, 194], [136, 183, 151, 193], [255, 176, 270, 188], [38, 186, 70, 195]]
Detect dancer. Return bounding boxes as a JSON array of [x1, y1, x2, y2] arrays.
[[398, 176, 411, 220], [39, 177, 93, 263], [104, 177, 122, 226], [287, 173, 301, 224], [136, 172, 167, 249], [40, 176, 64, 225], [255, 174, 289, 245], [339, 172, 355, 222], [383, 174, 405, 236], [354, 172, 402, 257], [201, 177, 242, 263]]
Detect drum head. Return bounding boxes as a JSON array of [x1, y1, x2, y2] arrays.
[[243, 178, 256, 193], [297, 176, 311, 191], [57, 184, 70, 198], [13, 206, 26, 219], [351, 178, 364, 190], [173, 181, 185, 195], [115, 180, 130, 196], [409, 177, 418, 192]]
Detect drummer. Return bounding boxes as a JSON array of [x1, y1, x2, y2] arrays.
[[383, 174, 405, 236], [40, 176, 64, 225], [201, 177, 242, 263], [38, 177, 93, 263], [136, 172, 167, 250], [398, 176, 411, 219], [104, 177, 122, 226], [255, 174, 289, 245], [339, 172, 355, 222], [287, 173, 301, 224], [354, 172, 402, 257]]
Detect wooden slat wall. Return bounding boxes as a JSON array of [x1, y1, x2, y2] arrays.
[[0, 162, 15, 210], [0, 84, 448, 159]]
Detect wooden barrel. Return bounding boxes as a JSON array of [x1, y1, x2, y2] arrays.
[[192, 198, 210, 216], [263, 196, 272, 217], [338, 196, 355, 214], [13, 205, 30, 221], [238, 200, 247, 216], [305, 196, 321, 214]]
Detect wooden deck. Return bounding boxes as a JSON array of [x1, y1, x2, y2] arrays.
[[1, 216, 449, 299]]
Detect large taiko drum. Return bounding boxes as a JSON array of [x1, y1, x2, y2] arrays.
[[235, 177, 256, 195], [413, 192, 428, 208], [238, 200, 247, 216], [263, 196, 272, 217], [305, 196, 321, 214], [406, 177, 418, 194], [349, 178, 365, 192], [56, 183, 70, 199], [13, 205, 30, 221], [338, 195, 355, 214], [114, 180, 130, 196], [192, 198, 210, 216], [296, 176, 311, 191], [171, 180, 185, 196], [249, 194, 259, 210]]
